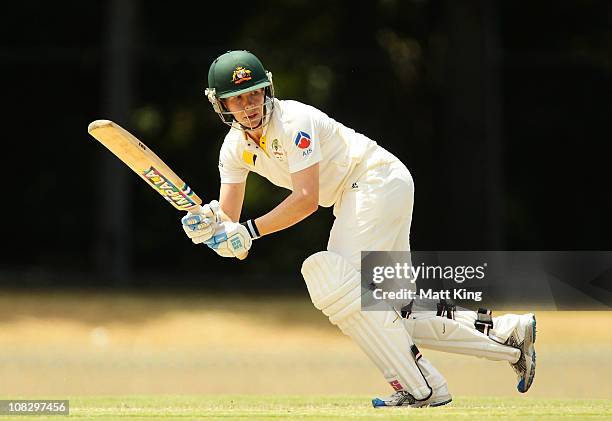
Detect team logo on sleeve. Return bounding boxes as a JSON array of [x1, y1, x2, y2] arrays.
[[294, 131, 312, 149]]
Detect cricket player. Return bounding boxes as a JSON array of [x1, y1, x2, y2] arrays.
[[181, 50, 537, 407]]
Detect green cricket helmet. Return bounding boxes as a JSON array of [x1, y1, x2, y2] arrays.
[[205, 50, 275, 130]]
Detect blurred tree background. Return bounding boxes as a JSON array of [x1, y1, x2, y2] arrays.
[[2, 0, 611, 289]]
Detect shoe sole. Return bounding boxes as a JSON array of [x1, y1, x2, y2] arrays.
[[517, 314, 537, 393], [372, 396, 453, 408], [430, 397, 453, 407]]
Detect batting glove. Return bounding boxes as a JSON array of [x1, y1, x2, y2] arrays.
[[204, 220, 259, 260], [181, 200, 221, 244]]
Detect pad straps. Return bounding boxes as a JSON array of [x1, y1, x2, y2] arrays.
[[400, 300, 414, 319], [474, 308, 493, 336], [436, 299, 456, 320]]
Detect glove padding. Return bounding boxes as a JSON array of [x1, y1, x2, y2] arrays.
[[204, 221, 252, 260], [181, 200, 221, 244]]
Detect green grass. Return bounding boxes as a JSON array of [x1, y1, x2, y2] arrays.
[[1, 395, 611, 421]]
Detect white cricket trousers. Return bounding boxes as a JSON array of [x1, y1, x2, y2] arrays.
[[327, 146, 414, 269]]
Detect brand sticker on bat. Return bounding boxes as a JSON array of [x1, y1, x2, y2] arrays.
[[143, 167, 197, 209]]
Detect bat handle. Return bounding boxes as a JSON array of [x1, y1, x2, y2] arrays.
[[186, 202, 229, 221], [187, 204, 204, 215]]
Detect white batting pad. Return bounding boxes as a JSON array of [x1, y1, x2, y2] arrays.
[[405, 311, 521, 363], [301, 251, 446, 400]]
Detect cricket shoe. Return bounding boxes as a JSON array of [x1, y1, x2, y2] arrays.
[[372, 384, 452, 408], [506, 313, 537, 393]]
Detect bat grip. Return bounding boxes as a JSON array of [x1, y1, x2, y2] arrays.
[[187, 204, 204, 215], [186, 203, 230, 222]]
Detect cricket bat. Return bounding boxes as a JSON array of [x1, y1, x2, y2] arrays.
[[87, 120, 202, 212]]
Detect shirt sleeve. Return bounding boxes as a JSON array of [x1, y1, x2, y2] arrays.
[[219, 140, 249, 183], [285, 113, 322, 173]]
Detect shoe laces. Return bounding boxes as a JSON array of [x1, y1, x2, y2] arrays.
[[392, 391, 415, 405]]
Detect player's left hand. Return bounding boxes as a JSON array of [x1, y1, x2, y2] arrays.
[[204, 221, 253, 260]]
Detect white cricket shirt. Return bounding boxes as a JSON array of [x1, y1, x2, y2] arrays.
[[218, 99, 380, 207]]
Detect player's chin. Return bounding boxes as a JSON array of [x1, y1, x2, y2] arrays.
[[242, 117, 262, 129]]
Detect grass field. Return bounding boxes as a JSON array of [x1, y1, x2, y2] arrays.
[[1, 395, 611, 420], [0, 291, 610, 419]]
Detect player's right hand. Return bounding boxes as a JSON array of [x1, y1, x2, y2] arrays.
[[181, 200, 221, 244], [203, 221, 252, 260]]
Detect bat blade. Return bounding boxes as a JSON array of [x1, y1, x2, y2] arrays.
[[88, 120, 202, 211]]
